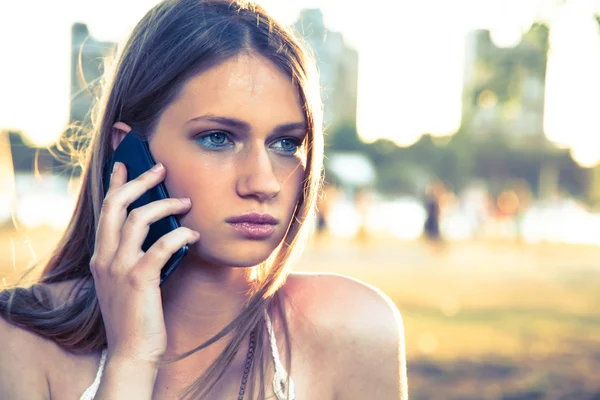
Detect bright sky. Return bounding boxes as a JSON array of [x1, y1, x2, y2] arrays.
[[1, 0, 600, 166]]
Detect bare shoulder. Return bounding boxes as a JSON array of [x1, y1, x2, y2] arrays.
[[283, 272, 408, 399], [283, 272, 403, 330], [0, 279, 95, 400], [0, 306, 50, 399]]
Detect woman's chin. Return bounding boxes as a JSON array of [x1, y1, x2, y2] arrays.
[[186, 241, 276, 268]]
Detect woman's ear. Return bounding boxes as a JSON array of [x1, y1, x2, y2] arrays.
[[111, 122, 132, 150]]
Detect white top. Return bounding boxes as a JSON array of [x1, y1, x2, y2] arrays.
[[79, 312, 295, 399]]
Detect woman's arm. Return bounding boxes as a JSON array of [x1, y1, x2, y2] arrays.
[[0, 317, 49, 400], [94, 355, 158, 400]]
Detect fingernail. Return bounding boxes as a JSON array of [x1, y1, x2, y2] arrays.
[[180, 197, 191, 204], [112, 162, 120, 174], [151, 163, 164, 172]]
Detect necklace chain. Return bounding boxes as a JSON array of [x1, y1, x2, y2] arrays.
[[237, 329, 257, 400]]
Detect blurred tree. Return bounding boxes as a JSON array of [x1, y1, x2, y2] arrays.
[[326, 121, 364, 152], [461, 24, 549, 145], [590, 165, 600, 209], [336, 125, 589, 200]]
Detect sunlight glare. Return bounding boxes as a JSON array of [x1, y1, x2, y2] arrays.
[[570, 143, 600, 169], [0, 3, 72, 147], [488, 0, 538, 48], [543, 0, 600, 166], [357, 0, 464, 147]]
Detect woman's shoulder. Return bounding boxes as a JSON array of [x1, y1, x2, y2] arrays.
[[0, 304, 51, 399], [284, 272, 403, 332], [282, 272, 408, 399], [0, 279, 98, 400]]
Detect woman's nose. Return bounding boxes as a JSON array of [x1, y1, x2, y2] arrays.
[[235, 144, 281, 202]]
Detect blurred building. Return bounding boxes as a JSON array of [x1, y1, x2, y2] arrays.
[[293, 9, 359, 130], [70, 23, 116, 125], [461, 25, 549, 147]]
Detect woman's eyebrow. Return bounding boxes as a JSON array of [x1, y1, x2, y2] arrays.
[[187, 114, 250, 131], [272, 122, 307, 136], [186, 114, 307, 135]]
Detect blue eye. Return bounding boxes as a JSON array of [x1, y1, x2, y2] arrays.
[[196, 131, 233, 149], [271, 137, 302, 155]]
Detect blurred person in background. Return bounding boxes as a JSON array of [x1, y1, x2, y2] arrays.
[[423, 181, 444, 249], [0, 1, 407, 399]]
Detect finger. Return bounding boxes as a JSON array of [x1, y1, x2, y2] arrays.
[[129, 227, 200, 285], [93, 161, 129, 271], [117, 197, 193, 255], [108, 163, 166, 209], [94, 163, 165, 268], [105, 161, 127, 197]]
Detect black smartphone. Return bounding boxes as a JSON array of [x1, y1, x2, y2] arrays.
[[102, 130, 188, 285]]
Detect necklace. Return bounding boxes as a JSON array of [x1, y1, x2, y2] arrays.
[[237, 329, 256, 400]]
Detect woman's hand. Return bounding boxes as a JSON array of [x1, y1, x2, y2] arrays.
[[90, 161, 199, 367]]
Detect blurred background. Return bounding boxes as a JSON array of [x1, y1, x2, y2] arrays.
[[1, 0, 600, 398]]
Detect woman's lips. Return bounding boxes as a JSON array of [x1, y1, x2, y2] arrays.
[[228, 222, 276, 239], [225, 212, 279, 239]]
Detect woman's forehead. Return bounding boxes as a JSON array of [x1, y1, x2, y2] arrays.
[[166, 54, 305, 124]]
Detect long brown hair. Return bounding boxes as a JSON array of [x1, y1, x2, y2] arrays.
[[0, 0, 323, 398]]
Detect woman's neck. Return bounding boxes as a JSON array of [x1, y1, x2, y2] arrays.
[[159, 257, 255, 356]]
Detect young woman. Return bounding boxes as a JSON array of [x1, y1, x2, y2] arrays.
[[0, 1, 408, 398]]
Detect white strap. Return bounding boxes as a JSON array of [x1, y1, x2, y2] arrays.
[[79, 349, 107, 400], [265, 311, 296, 400]]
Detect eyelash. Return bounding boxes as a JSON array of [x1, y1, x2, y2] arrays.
[[195, 130, 303, 155]]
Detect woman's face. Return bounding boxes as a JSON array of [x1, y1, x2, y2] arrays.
[[148, 54, 307, 267]]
